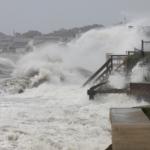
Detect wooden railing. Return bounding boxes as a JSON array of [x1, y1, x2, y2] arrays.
[[83, 54, 128, 87], [83, 58, 113, 87], [84, 40, 150, 99]]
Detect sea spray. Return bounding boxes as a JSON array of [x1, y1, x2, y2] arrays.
[[0, 57, 15, 78], [108, 72, 127, 89], [12, 22, 146, 88], [66, 23, 145, 71], [131, 62, 148, 82]]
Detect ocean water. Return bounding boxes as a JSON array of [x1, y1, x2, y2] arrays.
[[0, 22, 149, 150]]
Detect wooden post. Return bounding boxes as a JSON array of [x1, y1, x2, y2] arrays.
[[110, 55, 113, 71], [141, 40, 145, 56], [141, 40, 144, 51]]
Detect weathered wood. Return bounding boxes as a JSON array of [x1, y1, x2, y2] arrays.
[[87, 81, 108, 99], [141, 40, 150, 52], [83, 54, 129, 87], [114, 62, 125, 71], [94, 67, 111, 82], [83, 58, 112, 86], [110, 55, 127, 59], [110, 108, 150, 150], [97, 88, 127, 94], [143, 41, 150, 43], [130, 83, 150, 97]]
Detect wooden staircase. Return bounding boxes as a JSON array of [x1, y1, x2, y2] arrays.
[[83, 53, 132, 99], [83, 54, 128, 87], [83, 40, 150, 100], [83, 57, 113, 87]]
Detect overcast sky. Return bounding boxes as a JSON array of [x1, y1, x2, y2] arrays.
[[0, 0, 150, 34]]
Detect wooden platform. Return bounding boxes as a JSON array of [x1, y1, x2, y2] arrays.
[[130, 83, 150, 97], [110, 108, 150, 150]]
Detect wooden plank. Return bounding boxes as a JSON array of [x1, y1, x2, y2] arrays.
[[83, 54, 127, 87], [82, 58, 112, 86], [110, 108, 149, 124], [94, 67, 110, 82], [110, 108, 150, 150], [97, 89, 127, 94], [130, 83, 150, 97]]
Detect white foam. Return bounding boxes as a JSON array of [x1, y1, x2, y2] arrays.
[[12, 21, 146, 88], [0, 85, 148, 150], [109, 72, 127, 89], [131, 62, 148, 82]]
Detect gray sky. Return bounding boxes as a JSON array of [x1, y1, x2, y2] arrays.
[[0, 0, 150, 34]]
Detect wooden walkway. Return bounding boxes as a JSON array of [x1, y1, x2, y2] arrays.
[[110, 108, 150, 150]]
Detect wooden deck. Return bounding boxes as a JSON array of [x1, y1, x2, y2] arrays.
[[110, 108, 150, 150]]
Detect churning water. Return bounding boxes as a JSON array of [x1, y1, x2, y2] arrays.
[[0, 22, 149, 150]]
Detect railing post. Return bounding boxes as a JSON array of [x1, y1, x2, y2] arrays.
[[111, 55, 113, 71], [141, 40, 145, 57], [141, 40, 144, 51]]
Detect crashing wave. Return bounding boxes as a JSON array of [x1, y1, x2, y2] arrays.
[[0, 77, 30, 95], [0, 57, 15, 78], [0, 21, 147, 95]]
